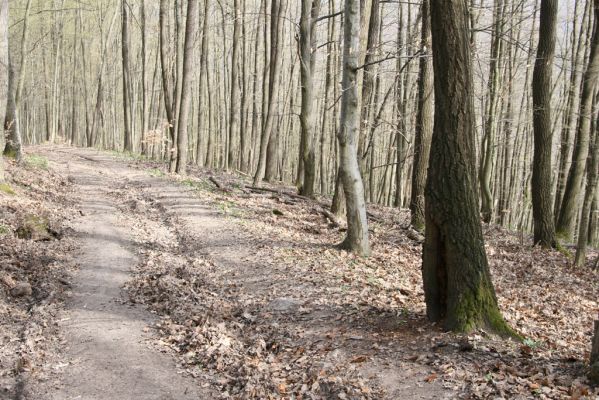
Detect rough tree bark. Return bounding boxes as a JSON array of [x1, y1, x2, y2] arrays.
[[175, 0, 199, 174], [423, 0, 514, 335], [590, 319, 599, 384], [558, 0, 599, 240], [337, 0, 370, 256], [531, 0, 558, 248], [409, 0, 433, 232]]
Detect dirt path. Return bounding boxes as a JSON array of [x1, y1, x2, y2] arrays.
[[24, 146, 451, 399], [30, 147, 209, 399]]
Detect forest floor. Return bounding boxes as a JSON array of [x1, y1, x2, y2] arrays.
[[0, 145, 598, 400]]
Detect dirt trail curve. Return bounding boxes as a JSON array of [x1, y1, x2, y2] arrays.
[[29, 147, 211, 400], [25, 145, 449, 400]]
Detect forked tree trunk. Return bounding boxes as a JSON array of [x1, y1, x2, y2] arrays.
[[337, 0, 370, 256], [424, 0, 513, 335], [531, 0, 558, 248]]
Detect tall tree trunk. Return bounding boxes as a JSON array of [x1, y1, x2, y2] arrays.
[[254, 0, 285, 185], [121, 0, 133, 152], [558, 0, 599, 240], [554, 1, 591, 218], [298, 0, 321, 197], [479, 0, 505, 223], [531, 0, 558, 248], [176, 0, 199, 174], [140, 0, 148, 155], [159, 0, 177, 169], [409, 0, 433, 231], [575, 116, 598, 266], [228, 0, 241, 170], [423, 0, 513, 335], [337, 0, 370, 256]]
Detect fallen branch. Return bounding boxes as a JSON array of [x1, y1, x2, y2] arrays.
[[209, 176, 232, 193]]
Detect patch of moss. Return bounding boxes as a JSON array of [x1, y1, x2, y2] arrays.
[[25, 154, 48, 170], [3, 147, 17, 159], [148, 168, 165, 177], [16, 215, 53, 241], [448, 283, 523, 341], [0, 183, 15, 195], [555, 241, 573, 259], [0, 224, 10, 235]]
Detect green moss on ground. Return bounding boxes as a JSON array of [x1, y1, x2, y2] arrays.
[[0, 183, 15, 195], [16, 215, 52, 241], [25, 154, 48, 170]]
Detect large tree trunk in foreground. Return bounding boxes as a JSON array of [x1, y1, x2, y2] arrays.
[[558, 0, 599, 240], [531, 0, 558, 248], [423, 0, 513, 335], [0, 0, 7, 181], [409, 0, 433, 232], [337, 0, 370, 256]]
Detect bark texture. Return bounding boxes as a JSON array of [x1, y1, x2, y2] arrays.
[[424, 0, 513, 335], [337, 0, 370, 256], [410, 0, 433, 232], [531, 0, 558, 248]]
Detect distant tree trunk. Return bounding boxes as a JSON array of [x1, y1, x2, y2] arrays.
[[197, 0, 211, 165], [531, 0, 558, 248], [554, 1, 590, 218], [254, 0, 285, 185], [4, 0, 31, 161], [227, 0, 241, 170], [121, 0, 133, 152], [558, 0, 599, 240], [575, 134, 598, 266], [409, 0, 433, 232], [337, 0, 370, 256], [159, 0, 177, 169], [175, 0, 199, 174], [4, 55, 22, 162], [423, 0, 513, 335], [298, 0, 321, 197], [0, 0, 7, 182], [479, 0, 505, 223], [140, 0, 148, 155]]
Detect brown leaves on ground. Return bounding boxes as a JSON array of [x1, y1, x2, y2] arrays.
[[122, 161, 598, 399], [0, 157, 77, 398]]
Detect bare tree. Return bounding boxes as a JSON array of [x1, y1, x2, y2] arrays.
[[423, 0, 513, 335], [531, 0, 558, 248], [337, 0, 370, 256]]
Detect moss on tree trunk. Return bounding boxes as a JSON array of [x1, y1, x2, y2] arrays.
[[424, 0, 516, 338]]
